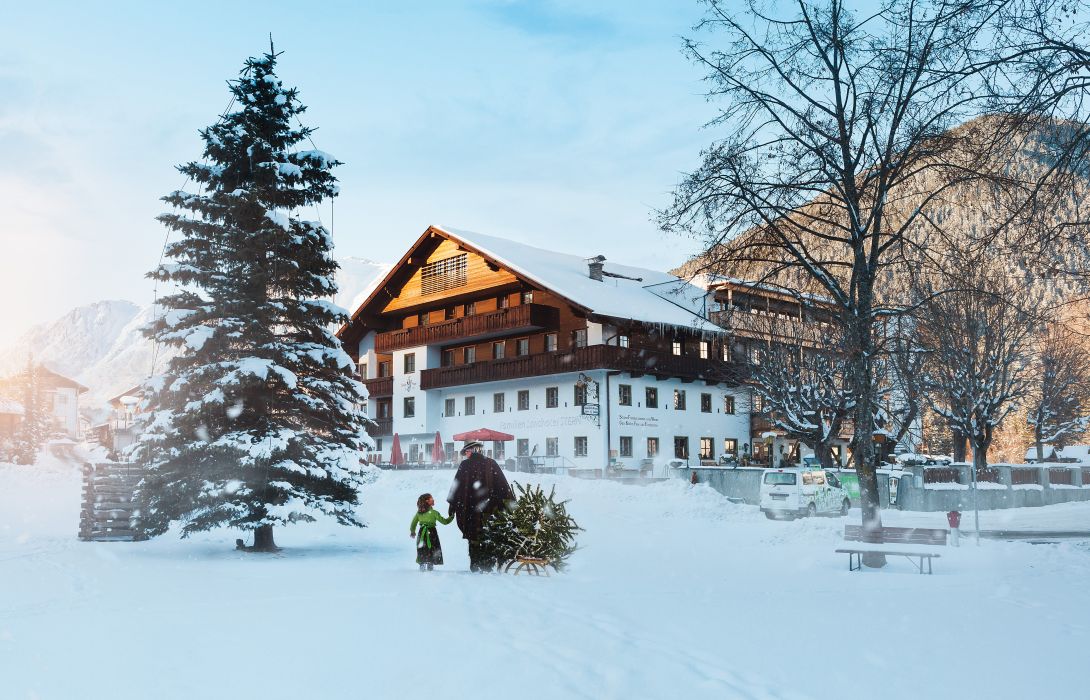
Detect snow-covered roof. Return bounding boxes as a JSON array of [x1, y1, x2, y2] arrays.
[[1058, 445, 1090, 461], [0, 399, 24, 416], [436, 226, 714, 331], [1025, 445, 1058, 460]]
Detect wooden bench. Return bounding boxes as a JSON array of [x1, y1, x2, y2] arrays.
[[837, 525, 948, 574]]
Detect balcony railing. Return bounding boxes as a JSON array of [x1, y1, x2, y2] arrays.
[[420, 344, 736, 390], [363, 376, 393, 398], [374, 303, 558, 353], [366, 417, 393, 437]]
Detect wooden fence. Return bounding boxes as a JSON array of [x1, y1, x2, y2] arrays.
[[79, 462, 146, 542]]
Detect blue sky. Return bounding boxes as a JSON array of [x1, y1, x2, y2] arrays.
[[0, 0, 718, 344]]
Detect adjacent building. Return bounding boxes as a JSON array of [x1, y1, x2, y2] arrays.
[[338, 225, 752, 473]]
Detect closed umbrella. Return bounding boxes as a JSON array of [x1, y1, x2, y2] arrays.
[[432, 432, 444, 464], [390, 433, 405, 466]]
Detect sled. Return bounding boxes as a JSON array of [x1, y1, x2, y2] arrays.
[[505, 556, 551, 576]]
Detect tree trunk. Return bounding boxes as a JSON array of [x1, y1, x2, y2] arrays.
[[1034, 423, 1044, 462], [848, 305, 885, 568], [250, 524, 278, 552], [817, 442, 835, 468], [952, 430, 967, 462]]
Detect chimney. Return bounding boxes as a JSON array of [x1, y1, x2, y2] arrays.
[[586, 255, 606, 281]]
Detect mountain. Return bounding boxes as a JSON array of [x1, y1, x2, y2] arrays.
[[0, 257, 391, 412]]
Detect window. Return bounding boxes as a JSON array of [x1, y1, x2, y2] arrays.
[[572, 329, 588, 349], [463, 347, 476, 364], [722, 345, 731, 361], [672, 341, 682, 356], [674, 389, 686, 410], [357, 361, 367, 378], [521, 291, 534, 304], [516, 338, 529, 356], [546, 387, 559, 408], [545, 333, 558, 352], [375, 438, 383, 452], [497, 294, 510, 308], [674, 436, 689, 459], [403, 397, 415, 418], [723, 438, 738, 459], [492, 341, 505, 360], [444, 398, 455, 416], [751, 346, 761, 365], [700, 437, 714, 460], [647, 437, 660, 458], [574, 384, 587, 406], [619, 436, 633, 457], [377, 401, 391, 418], [420, 253, 467, 295], [517, 439, 529, 457], [441, 349, 454, 367], [700, 341, 709, 359], [753, 393, 764, 413], [701, 393, 712, 413], [764, 472, 797, 485], [403, 353, 416, 374], [618, 384, 632, 406], [418, 311, 430, 326], [378, 361, 391, 378], [574, 436, 588, 457], [646, 387, 658, 409], [618, 335, 629, 348], [493, 441, 506, 460], [724, 396, 735, 414], [493, 393, 505, 413], [464, 301, 477, 316], [546, 437, 558, 456], [465, 396, 475, 415], [445, 307, 456, 320], [517, 390, 530, 411]]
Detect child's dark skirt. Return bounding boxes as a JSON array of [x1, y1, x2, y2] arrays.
[[416, 526, 444, 566]]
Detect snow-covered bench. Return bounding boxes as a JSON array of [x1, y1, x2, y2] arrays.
[[836, 525, 947, 574]]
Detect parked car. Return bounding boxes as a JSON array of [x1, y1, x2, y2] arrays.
[[759, 467, 852, 519]]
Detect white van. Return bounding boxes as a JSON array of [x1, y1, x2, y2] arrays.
[[759, 468, 851, 519]]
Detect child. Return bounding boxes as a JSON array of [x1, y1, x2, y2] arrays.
[[410, 493, 454, 571]]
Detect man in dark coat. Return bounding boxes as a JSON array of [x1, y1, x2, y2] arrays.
[[447, 441, 514, 572]]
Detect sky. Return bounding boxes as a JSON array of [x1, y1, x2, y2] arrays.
[[0, 0, 722, 346]]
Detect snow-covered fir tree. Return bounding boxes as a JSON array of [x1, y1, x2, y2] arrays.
[[133, 48, 372, 550], [12, 361, 51, 465]]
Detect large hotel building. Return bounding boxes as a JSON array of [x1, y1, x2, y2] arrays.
[[338, 225, 838, 472]]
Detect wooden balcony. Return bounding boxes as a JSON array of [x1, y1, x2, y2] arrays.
[[420, 344, 738, 390], [366, 417, 393, 437], [363, 376, 393, 398], [374, 303, 558, 353]]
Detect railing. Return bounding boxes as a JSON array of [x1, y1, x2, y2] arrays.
[[374, 303, 558, 353], [1049, 467, 1074, 485], [420, 344, 736, 390], [924, 467, 961, 484], [976, 466, 1001, 483], [1011, 468, 1040, 486], [363, 377, 393, 397], [710, 309, 824, 341], [366, 417, 393, 437]]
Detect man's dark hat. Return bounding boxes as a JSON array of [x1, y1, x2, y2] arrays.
[[462, 441, 484, 452]]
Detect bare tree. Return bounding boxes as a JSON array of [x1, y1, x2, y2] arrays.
[[916, 266, 1036, 475], [724, 304, 854, 468], [1026, 324, 1090, 460], [660, 0, 1084, 565]]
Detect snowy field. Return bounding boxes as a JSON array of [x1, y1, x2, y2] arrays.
[[2, 455, 1088, 700]]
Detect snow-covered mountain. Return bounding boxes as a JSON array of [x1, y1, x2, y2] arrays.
[[0, 258, 391, 411]]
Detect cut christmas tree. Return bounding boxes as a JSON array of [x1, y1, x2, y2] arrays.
[[479, 482, 581, 572]]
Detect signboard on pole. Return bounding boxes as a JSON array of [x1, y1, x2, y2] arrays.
[[582, 403, 600, 417]]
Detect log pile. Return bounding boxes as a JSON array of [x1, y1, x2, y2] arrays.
[[79, 462, 146, 542]]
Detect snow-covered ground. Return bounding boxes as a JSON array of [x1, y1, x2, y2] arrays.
[[2, 453, 1087, 700]]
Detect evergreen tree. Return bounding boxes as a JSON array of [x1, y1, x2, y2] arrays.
[[479, 482, 581, 572], [12, 361, 51, 465], [133, 48, 372, 550]]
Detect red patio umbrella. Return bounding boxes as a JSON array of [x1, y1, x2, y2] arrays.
[[389, 433, 405, 466], [452, 428, 515, 442], [431, 432, 444, 464]]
